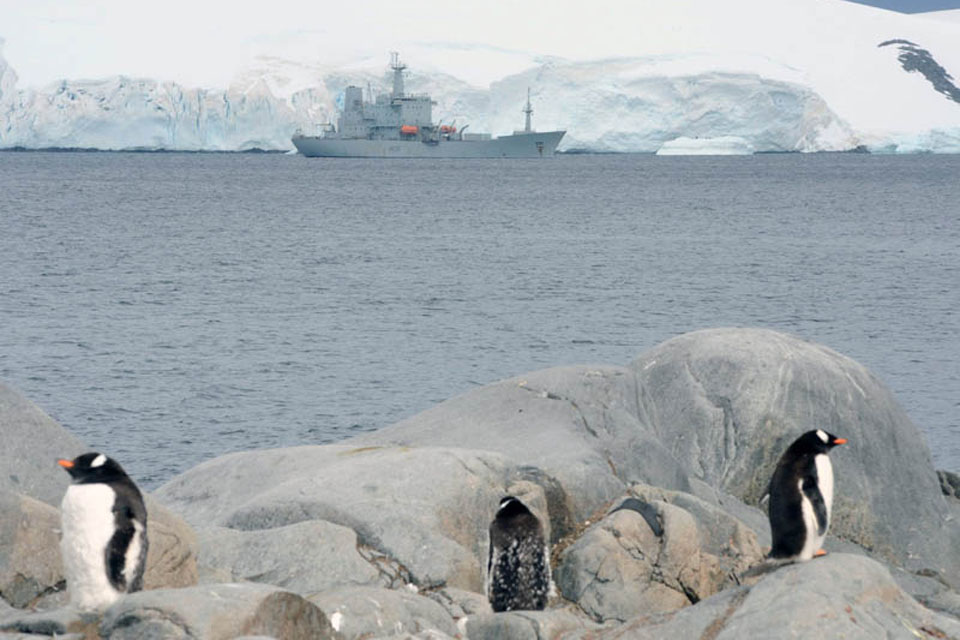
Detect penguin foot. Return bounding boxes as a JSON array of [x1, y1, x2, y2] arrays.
[[814, 549, 828, 557]]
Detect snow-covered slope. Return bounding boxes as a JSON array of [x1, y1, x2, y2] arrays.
[[921, 9, 960, 24], [1, 0, 959, 153]]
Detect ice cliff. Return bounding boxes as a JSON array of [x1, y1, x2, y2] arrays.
[[1, 0, 960, 153]]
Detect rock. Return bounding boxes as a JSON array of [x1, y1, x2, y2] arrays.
[[629, 328, 960, 583], [0, 383, 85, 506], [555, 486, 763, 623], [464, 608, 599, 640], [594, 554, 960, 639], [100, 583, 334, 640], [422, 587, 492, 621], [196, 521, 381, 594], [308, 586, 458, 639], [0, 606, 97, 637], [142, 496, 198, 591], [348, 365, 692, 522], [939, 470, 960, 500], [0, 491, 63, 609], [157, 445, 525, 591]]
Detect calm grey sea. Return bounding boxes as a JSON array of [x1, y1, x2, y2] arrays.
[[0, 151, 957, 488]]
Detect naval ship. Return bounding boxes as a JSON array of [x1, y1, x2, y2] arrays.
[[292, 53, 565, 158]]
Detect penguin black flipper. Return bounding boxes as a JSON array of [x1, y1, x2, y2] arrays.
[[107, 482, 149, 592], [106, 521, 135, 591], [801, 474, 829, 536]]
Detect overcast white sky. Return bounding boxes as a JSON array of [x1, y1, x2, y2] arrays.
[[2, 0, 958, 90]]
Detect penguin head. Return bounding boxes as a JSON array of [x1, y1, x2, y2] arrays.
[[58, 452, 129, 484], [798, 429, 848, 453], [496, 496, 534, 520]]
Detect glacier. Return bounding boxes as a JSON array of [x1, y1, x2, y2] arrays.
[[1, 0, 960, 154]]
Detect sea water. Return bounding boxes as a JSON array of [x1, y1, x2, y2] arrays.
[[1, 151, 957, 487]]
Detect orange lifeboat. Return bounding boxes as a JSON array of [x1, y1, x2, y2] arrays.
[[440, 125, 457, 134], [400, 125, 419, 135]]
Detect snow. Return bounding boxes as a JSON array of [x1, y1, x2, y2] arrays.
[[1, 0, 959, 153], [919, 9, 960, 24]]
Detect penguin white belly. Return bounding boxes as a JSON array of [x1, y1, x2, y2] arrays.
[[815, 453, 834, 515], [797, 482, 822, 561], [60, 484, 121, 610], [124, 520, 145, 587], [797, 454, 834, 561]]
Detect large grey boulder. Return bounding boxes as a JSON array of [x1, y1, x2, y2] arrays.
[[464, 608, 599, 640], [308, 586, 458, 639], [630, 328, 960, 584], [196, 521, 381, 593], [593, 554, 960, 639], [349, 365, 691, 521], [0, 491, 63, 609], [556, 487, 762, 623], [0, 383, 85, 506], [100, 583, 334, 640], [156, 445, 528, 591], [141, 497, 198, 592]]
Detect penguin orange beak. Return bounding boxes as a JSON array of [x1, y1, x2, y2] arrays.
[[57, 459, 75, 469], [834, 438, 848, 445]]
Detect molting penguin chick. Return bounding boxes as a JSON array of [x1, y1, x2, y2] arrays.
[[58, 452, 148, 611], [486, 496, 550, 612], [768, 429, 847, 562]]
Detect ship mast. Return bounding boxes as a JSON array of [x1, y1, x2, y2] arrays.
[[390, 51, 406, 98], [523, 87, 533, 133]]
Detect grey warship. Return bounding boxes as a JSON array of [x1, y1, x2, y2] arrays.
[[292, 53, 565, 158]]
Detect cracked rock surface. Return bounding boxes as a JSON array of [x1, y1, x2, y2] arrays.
[[631, 328, 960, 584], [588, 554, 960, 640], [556, 487, 763, 623]]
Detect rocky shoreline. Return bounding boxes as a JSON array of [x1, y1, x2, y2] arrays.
[[2, 327, 959, 639]]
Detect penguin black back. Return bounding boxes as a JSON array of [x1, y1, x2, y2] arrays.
[[487, 496, 550, 612], [767, 429, 846, 561]]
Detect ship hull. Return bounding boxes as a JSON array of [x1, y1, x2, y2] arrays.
[[292, 131, 565, 158]]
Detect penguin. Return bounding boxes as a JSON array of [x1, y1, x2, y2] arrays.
[[767, 429, 847, 562], [486, 496, 550, 613], [58, 452, 149, 611]]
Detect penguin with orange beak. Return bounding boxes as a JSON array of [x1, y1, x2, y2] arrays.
[[768, 429, 847, 561], [57, 452, 148, 610]]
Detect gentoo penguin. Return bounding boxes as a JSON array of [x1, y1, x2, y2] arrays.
[[58, 452, 149, 610], [767, 429, 847, 561], [486, 496, 550, 612]]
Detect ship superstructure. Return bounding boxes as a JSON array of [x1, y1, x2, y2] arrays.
[[292, 53, 564, 158]]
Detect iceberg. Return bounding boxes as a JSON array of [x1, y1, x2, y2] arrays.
[[656, 136, 756, 156], [1, 0, 959, 153]]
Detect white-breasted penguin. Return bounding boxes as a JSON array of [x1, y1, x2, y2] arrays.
[[486, 496, 550, 612], [767, 429, 847, 561], [58, 452, 149, 611]]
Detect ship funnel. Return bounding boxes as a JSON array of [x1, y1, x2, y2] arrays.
[[390, 51, 407, 98]]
